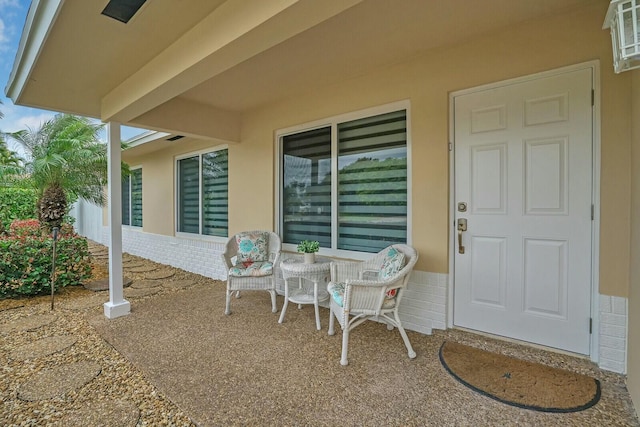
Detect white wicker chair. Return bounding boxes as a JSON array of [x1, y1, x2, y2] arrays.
[[221, 231, 281, 315], [327, 244, 418, 365]]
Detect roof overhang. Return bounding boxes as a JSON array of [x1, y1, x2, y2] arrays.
[[5, 0, 595, 143]]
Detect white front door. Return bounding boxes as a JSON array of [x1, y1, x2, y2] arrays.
[[453, 68, 593, 355]]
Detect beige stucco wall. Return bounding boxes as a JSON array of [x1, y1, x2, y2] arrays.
[[123, 1, 631, 296], [123, 138, 229, 236], [238, 1, 631, 292], [627, 69, 640, 416]]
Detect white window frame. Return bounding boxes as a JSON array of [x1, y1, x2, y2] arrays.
[[122, 165, 142, 228], [275, 100, 412, 260], [175, 145, 229, 242]]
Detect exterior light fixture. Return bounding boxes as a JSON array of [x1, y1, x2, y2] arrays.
[[603, 0, 640, 73]]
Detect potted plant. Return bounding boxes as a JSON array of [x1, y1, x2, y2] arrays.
[[297, 240, 320, 264]]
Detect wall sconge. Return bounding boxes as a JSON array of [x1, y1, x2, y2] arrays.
[[604, 0, 640, 73]]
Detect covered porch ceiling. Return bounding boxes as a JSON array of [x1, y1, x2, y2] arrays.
[[6, 0, 591, 142]]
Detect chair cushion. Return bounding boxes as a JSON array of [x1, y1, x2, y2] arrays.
[[229, 261, 273, 277], [236, 232, 268, 263], [328, 282, 397, 309], [328, 282, 345, 307], [380, 247, 405, 280]]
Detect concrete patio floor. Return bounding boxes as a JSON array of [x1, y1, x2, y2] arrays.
[[0, 250, 639, 426]]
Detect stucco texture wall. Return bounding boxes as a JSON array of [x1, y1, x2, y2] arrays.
[[125, 1, 631, 297], [627, 69, 640, 417], [237, 1, 631, 294]]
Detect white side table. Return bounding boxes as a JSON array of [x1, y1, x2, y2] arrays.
[[278, 256, 331, 330]]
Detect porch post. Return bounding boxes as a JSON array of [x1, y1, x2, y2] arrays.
[[104, 121, 131, 319]]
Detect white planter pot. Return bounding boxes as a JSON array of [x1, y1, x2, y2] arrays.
[[303, 253, 316, 264]]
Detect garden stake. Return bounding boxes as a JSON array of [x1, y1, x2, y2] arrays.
[[50, 227, 59, 310]]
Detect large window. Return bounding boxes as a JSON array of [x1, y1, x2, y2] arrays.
[[122, 167, 142, 227], [177, 148, 228, 237], [280, 108, 408, 254]]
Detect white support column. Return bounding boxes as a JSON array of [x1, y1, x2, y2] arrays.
[[104, 121, 131, 319]]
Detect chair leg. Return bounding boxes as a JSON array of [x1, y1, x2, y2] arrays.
[[269, 290, 277, 313], [225, 289, 232, 315], [395, 312, 416, 359], [340, 326, 350, 366], [328, 305, 335, 336]]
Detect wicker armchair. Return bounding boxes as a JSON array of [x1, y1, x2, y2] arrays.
[[327, 244, 418, 365], [222, 231, 281, 315]]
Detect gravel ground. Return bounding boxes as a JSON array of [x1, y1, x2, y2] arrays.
[[0, 249, 201, 426], [0, 246, 639, 426]]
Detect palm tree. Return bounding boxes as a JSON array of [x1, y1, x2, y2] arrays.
[[0, 100, 24, 185], [6, 114, 110, 227]]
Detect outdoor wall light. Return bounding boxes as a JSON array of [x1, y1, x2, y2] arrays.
[[604, 0, 640, 73]]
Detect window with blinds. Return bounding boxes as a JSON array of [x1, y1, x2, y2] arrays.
[[282, 127, 332, 247], [280, 108, 408, 254], [130, 168, 143, 227], [338, 110, 407, 252], [177, 149, 228, 237], [121, 174, 131, 226], [122, 167, 142, 227]]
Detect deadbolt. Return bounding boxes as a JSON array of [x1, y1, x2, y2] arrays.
[[457, 202, 467, 212]]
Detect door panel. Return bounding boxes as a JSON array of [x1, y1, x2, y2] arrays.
[[453, 68, 593, 355]]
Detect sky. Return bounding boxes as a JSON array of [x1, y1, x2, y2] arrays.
[[0, 0, 145, 155]]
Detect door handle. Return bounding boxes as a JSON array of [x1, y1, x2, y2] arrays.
[[457, 218, 467, 254]]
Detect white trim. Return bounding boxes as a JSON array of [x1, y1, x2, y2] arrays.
[[126, 130, 170, 146], [5, 0, 64, 103], [447, 61, 602, 363], [275, 100, 412, 260], [174, 145, 229, 239]]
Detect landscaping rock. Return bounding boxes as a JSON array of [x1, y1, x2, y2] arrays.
[[58, 399, 140, 427]]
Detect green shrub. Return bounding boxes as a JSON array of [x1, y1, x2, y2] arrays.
[[0, 188, 38, 230], [0, 219, 91, 299]]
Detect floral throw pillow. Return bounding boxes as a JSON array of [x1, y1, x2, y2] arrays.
[[236, 232, 268, 263], [380, 247, 405, 281]]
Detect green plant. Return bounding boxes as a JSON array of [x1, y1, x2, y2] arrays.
[[0, 219, 90, 299], [0, 188, 38, 230], [297, 240, 320, 253]]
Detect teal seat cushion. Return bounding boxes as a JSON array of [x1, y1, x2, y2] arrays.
[[229, 261, 273, 277]]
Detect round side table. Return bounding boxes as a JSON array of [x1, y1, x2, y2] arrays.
[[278, 256, 331, 330]]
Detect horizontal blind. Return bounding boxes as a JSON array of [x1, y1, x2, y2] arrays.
[[202, 150, 228, 237], [121, 174, 130, 226], [337, 110, 407, 253], [282, 127, 332, 247], [178, 156, 200, 234], [130, 168, 142, 227]]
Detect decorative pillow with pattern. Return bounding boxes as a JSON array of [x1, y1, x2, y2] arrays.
[[236, 232, 268, 263], [380, 247, 405, 280]]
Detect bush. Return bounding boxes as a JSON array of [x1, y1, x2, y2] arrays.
[[0, 219, 91, 299], [0, 188, 38, 230]]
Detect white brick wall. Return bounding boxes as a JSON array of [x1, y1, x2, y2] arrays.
[[405, 270, 447, 333], [599, 294, 628, 374], [100, 227, 227, 280]]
